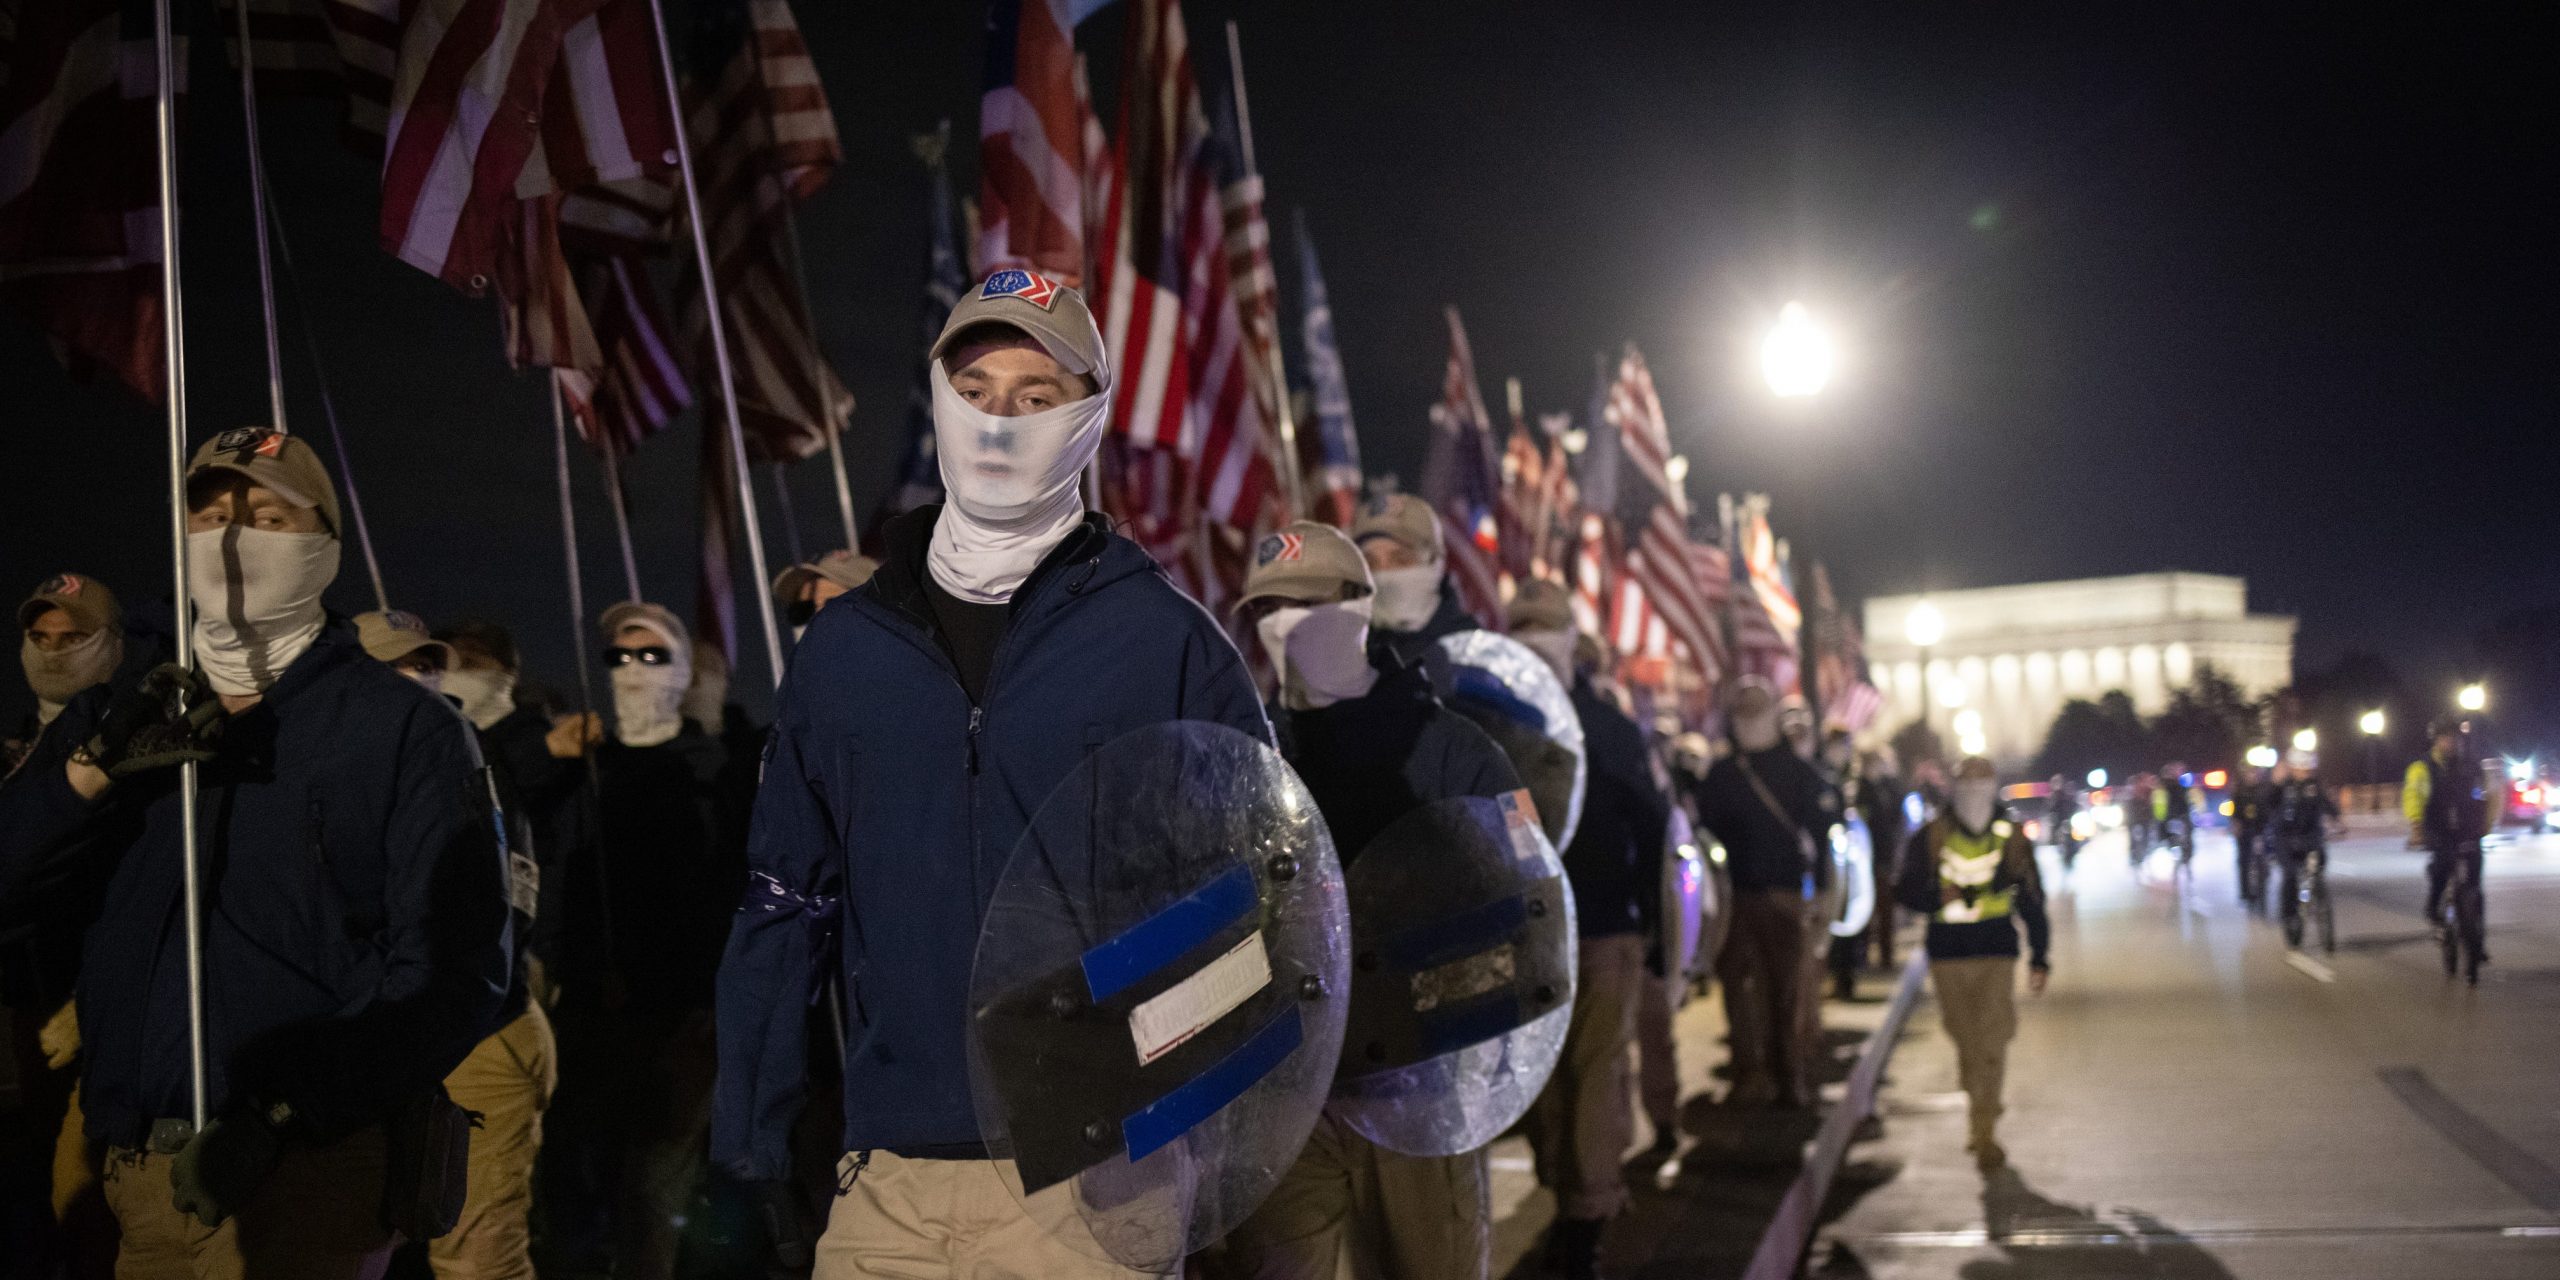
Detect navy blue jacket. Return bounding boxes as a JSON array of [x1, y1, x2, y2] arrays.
[[711, 508, 1270, 1177], [1560, 680, 1670, 939], [1271, 659, 1521, 863], [0, 620, 510, 1147]]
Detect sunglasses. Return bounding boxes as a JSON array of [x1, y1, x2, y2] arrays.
[[603, 645, 674, 668]]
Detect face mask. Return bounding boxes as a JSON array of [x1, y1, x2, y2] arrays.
[[611, 626, 692, 748], [1732, 707, 1781, 754], [23, 629, 122, 711], [927, 363, 1109, 603], [188, 526, 340, 696], [681, 663, 730, 736], [1257, 599, 1379, 710], [1953, 780, 1999, 832], [1369, 563, 1442, 632], [442, 667, 516, 731], [1512, 627, 1576, 685]]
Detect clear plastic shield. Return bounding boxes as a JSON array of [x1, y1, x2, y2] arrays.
[[1332, 791, 1577, 1157], [967, 722, 1351, 1271], [1433, 631, 1588, 850], [1829, 813, 1877, 938], [1697, 836, 1732, 977], [1661, 809, 1707, 981]]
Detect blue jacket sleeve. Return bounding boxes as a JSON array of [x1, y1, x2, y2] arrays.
[[232, 700, 512, 1139], [712, 700, 843, 1180], [1179, 613, 1274, 747], [0, 694, 110, 907]]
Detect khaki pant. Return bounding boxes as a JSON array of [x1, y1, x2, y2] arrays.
[[816, 1151, 1164, 1279], [1525, 934, 1645, 1220], [1929, 956, 2018, 1147], [101, 1127, 395, 1280], [1717, 889, 1814, 1104], [1212, 1112, 1489, 1280], [430, 1003, 557, 1280], [1633, 972, 1680, 1140]]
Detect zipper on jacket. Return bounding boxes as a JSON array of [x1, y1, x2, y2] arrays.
[[967, 707, 984, 775]]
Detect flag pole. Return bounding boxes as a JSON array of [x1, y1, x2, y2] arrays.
[[596, 439, 644, 603], [777, 208, 860, 550], [231, 0, 287, 436], [1221, 20, 1305, 520], [768, 461, 806, 568], [644, 0, 787, 689], [150, 0, 208, 1134], [549, 373, 615, 971]]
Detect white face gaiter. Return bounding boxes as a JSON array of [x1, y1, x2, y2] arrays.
[[1257, 600, 1379, 710], [1953, 779, 1999, 833], [441, 667, 517, 731], [188, 527, 340, 696], [1512, 626, 1576, 686], [1369, 563, 1443, 633], [23, 630, 123, 720], [611, 621, 692, 748], [926, 363, 1110, 604]]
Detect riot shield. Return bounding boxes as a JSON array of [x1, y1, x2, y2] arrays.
[[1332, 790, 1577, 1157], [968, 722, 1351, 1271], [1829, 811, 1878, 939], [1433, 630, 1588, 850], [1661, 808, 1707, 983]]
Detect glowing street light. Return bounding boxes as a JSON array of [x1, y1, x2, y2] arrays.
[[2246, 745, 2278, 769], [1905, 600, 1943, 648], [2458, 683, 2488, 712], [2291, 728, 2319, 754], [2359, 709, 2386, 737], [1761, 302, 1836, 399], [2086, 768, 2108, 790]]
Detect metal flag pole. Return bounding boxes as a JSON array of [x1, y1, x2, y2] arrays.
[[232, 0, 287, 435], [549, 374, 615, 970], [778, 209, 860, 550], [644, 0, 786, 689], [1221, 20, 1305, 520], [150, 0, 208, 1133], [595, 439, 645, 603], [768, 461, 806, 568]]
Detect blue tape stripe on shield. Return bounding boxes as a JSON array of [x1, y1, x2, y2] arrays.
[[1381, 893, 1528, 974], [1121, 1005, 1303, 1163], [1417, 991, 1526, 1059], [1081, 864, 1259, 1003]]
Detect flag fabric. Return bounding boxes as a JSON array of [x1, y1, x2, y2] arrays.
[[675, 0, 849, 465], [220, 0, 403, 152], [380, 0, 586, 293], [1291, 208, 1360, 525], [557, 250, 689, 454], [1808, 561, 1877, 729], [0, 0, 178, 403], [1206, 71, 1288, 488], [515, 0, 677, 200], [974, 0, 1085, 284], [1603, 346, 1724, 687], [879, 127, 967, 531], [1420, 308, 1503, 626], [1724, 495, 1797, 689], [1088, 0, 1274, 534]]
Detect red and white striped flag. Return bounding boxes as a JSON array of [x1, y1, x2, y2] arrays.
[[1605, 346, 1725, 688], [1738, 494, 1802, 642], [515, 0, 676, 199], [975, 0, 1085, 285], [380, 0, 585, 293], [221, 0, 404, 152], [555, 252, 690, 455], [0, 0, 179, 403], [1421, 310, 1504, 626]]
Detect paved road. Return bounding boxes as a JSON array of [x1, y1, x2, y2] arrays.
[[1811, 824, 2560, 1279]]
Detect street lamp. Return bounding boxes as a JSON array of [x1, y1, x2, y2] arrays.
[[1761, 302, 1836, 399], [2360, 709, 2387, 785], [2245, 745, 2278, 770], [2292, 727, 2319, 755], [2458, 683, 2488, 713]]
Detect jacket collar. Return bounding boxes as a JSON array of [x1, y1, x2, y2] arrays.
[[868, 503, 1149, 632]]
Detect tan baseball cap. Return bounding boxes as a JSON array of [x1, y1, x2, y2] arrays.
[[1505, 579, 1574, 633], [1236, 522, 1373, 613], [600, 601, 690, 652], [186, 427, 343, 535], [19, 573, 122, 634], [772, 549, 880, 604], [1348, 493, 1444, 562], [929, 269, 1108, 383], [355, 609, 452, 667]]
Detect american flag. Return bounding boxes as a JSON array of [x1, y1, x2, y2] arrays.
[[1088, 0, 1274, 535], [1603, 346, 1725, 687], [1291, 208, 1360, 526], [1207, 67, 1291, 504], [675, 0, 848, 465], [1737, 492, 1802, 642], [220, 0, 402, 153], [380, 0, 584, 293], [0, 0, 177, 402], [1808, 560, 1878, 729], [974, 0, 1084, 285], [514, 0, 677, 200], [1421, 308, 1504, 627], [1724, 494, 1798, 689], [877, 125, 966, 533], [557, 250, 689, 455]]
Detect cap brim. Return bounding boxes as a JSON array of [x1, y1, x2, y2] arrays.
[[771, 566, 817, 601], [375, 636, 452, 666], [187, 461, 319, 512]]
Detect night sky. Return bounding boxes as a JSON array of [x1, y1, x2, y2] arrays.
[[5, 1, 2554, 724]]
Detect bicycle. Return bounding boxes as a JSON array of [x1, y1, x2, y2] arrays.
[[2437, 842, 2484, 985], [2279, 839, 2333, 953], [2235, 826, 2268, 914]]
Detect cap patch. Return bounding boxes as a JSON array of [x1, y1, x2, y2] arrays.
[[1361, 495, 1394, 518], [981, 269, 1060, 310], [40, 574, 81, 598], [1255, 532, 1305, 567], [211, 426, 278, 456], [386, 609, 429, 634]]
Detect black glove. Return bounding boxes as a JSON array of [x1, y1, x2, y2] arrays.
[[168, 1114, 283, 1228], [83, 664, 223, 778]]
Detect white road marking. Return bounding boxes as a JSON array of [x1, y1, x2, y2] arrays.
[[2286, 951, 2337, 983]]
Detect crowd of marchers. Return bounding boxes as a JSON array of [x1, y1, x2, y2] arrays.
[[0, 273, 2053, 1280]]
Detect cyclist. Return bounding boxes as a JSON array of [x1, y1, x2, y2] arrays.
[[2157, 764, 2196, 865], [2126, 773, 2157, 864], [2045, 774, 2082, 870], [2268, 756, 2339, 946], [2230, 764, 2271, 910], [2407, 718, 2492, 966]]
